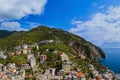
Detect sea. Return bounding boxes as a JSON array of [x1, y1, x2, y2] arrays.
[[100, 48, 120, 74]]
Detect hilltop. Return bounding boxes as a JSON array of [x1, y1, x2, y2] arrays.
[[0, 26, 105, 59]]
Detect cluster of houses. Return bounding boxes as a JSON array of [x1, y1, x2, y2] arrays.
[[34, 52, 119, 80], [35, 52, 86, 80], [8, 40, 53, 56], [0, 63, 25, 80], [0, 39, 119, 80], [88, 64, 117, 80], [11, 43, 39, 55]]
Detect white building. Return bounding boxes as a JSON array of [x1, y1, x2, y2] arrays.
[[22, 44, 28, 49], [27, 54, 36, 68], [44, 68, 56, 76], [30, 57, 36, 68], [22, 49, 28, 54], [0, 51, 7, 59], [14, 46, 21, 50]]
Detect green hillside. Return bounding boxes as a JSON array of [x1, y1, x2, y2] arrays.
[[0, 26, 105, 59]]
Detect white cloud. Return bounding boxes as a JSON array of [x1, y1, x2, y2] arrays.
[[24, 22, 41, 29], [70, 6, 120, 47], [0, 0, 47, 21], [0, 22, 28, 31]]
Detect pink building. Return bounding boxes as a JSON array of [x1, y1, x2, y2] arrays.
[[40, 55, 47, 63]]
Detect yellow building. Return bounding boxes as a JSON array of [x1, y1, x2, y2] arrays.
[[62, 62, 71, 73], [60, 52, 69, 61]]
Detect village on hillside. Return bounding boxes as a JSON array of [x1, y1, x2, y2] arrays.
[[0, 40, 118, 80]]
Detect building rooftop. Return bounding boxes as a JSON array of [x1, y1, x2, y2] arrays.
[[76, 72, 85, 77]]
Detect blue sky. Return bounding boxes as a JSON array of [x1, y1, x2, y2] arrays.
[[0, 0, 120, 48]]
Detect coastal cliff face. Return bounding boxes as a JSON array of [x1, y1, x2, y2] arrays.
[[0, 26, 105, 59]]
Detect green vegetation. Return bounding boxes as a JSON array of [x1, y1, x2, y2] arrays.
[[0, 30, 15, 39], [0, 26, 105, 59], [39, 43, 73, 53], [0, 31, 25, 49], [25, 69, 33, 75], [0, 59, 5, 64], [0, 26, 105, 72], [6, 54, 27, 67]]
